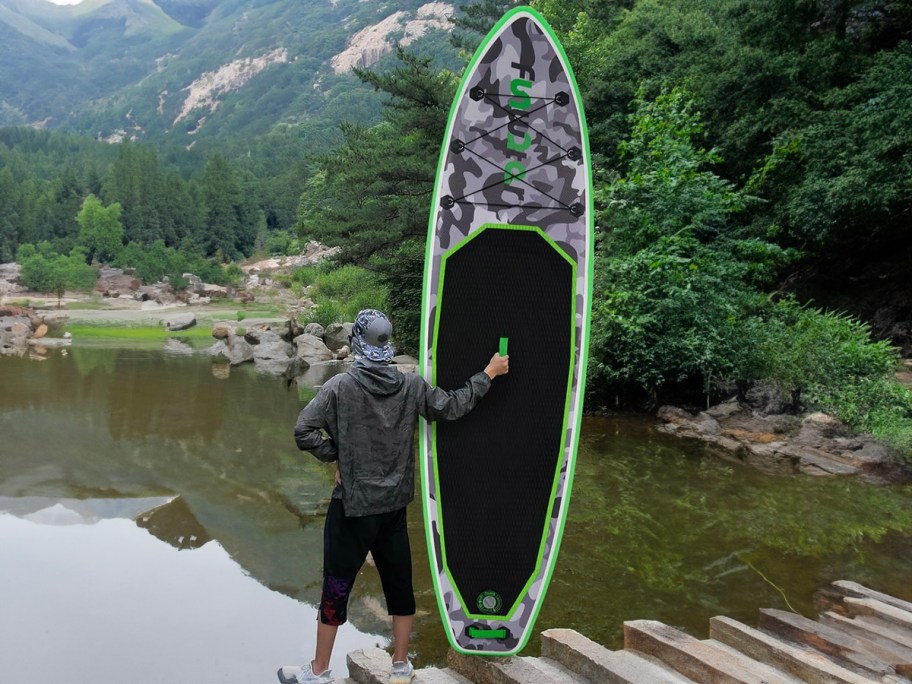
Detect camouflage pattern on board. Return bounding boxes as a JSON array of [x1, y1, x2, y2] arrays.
[[420, 8, 593, 655]]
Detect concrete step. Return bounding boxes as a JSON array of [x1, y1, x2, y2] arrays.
[[446, 650, 594, 684], [709, 615, 877, 683], [623, 619, 796, 683], [541, 628, 696, 683], [347, 649, 471, 684], [758, 608, 902, 679]]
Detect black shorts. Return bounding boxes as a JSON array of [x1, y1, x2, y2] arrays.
[[319, 498, 416, 625]]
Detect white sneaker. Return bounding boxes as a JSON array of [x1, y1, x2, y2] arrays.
[[389, 660, 414, 684], [277, 661, 333, 684]]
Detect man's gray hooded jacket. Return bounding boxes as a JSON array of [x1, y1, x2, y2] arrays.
[[294, 359, 491, 516]]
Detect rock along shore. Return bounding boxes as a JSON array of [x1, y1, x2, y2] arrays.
[[657, 399, 912, 485]]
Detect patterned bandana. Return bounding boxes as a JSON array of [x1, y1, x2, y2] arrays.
[[351, 309, 394, 362]]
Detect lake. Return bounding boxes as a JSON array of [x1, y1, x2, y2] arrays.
[[1, 345, 910, 683]]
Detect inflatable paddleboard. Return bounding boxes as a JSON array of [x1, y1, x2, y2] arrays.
[[420, 7, 593, 656]]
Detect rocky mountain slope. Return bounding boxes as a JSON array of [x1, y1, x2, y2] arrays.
[[0, 0, 459, 144]]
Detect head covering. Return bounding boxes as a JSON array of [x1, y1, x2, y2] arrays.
[[351, 309, 394, 362]]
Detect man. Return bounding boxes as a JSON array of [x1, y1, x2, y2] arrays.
[[279, 309, 509, 684]]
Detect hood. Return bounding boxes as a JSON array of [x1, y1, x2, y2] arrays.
[[347, 358, 405, 396]]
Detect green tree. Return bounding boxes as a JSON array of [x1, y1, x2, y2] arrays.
[[76, 194, 124, 264], [541, 0, 912, 254], [199, 152, 242, 260], [450, 0, 519, 52], [17, 242, 96, 307], [103, 141, 164, 245], [0, 169, 19, 262], [41, 167, 85, 246], [589, 88, 789, 405], [296, 49, 458, 350]]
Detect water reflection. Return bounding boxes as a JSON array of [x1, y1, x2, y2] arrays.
[[0, 498, 384, 684], [1, 348, 911, 681], [136, 495, 212, 549]]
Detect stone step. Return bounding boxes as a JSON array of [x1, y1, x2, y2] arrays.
[[541, 628, 696, 683], [414, 668, 475, 683], [819, 610, 912, 675], [347, 649, 472, 684], [446, 650, 593, 684], [709, 615, 877, 683], [348, 649, 393, 684], [758, 608, 901, 679], [623, 619, 797, 683]]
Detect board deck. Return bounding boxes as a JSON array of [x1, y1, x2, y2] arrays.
[[420, 6, 592, 656]]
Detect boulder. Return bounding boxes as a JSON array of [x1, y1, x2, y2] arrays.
[[279, 320, 305, 342], [212, 322, 235, 340], [163, 339, 195, 355], [251, 330, 299, 376], [294, 333, 334, 363], [183, 273, 204, 294], [0, 262, 21, 284], [657, 401, 910, 484], [303, 322, 325, 338], [323, 322, 353, 352], [392, 354, 418, 374], [165, 313, 197, 331], [208, 335, 254, 365], [243, 324, 271, 345], [28, 337, 70, 349], [253, 330, 293, 362], [202, 283, 228, 297], [743, 383, 795, 415], [95, 274, 141, 298], [0, 316, 32, 355]]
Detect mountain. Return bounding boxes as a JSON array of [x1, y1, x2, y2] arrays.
[[0, 0, 460, 146]]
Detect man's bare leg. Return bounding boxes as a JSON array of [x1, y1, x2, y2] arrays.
[[391, 614, 414, 663], [313, 621, 338, 674]]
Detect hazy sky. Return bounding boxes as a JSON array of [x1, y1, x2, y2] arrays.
[[47, 0, 84, 4]]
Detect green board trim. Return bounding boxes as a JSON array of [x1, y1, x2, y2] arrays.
[[430, 223, 577, 624], [420, 4, 595, 657], [468, 627, 509, 640]]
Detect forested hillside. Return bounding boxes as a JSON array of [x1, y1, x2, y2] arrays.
[[1, 0, 910, 453], [0, 0, 460, 145], [295, 0, 912, 452]]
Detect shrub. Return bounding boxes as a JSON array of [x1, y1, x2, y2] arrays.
[[748, 299, 912, 459], [17, 242, 96, 306], [302, 299, 344, 328], [298, 264, 388, 328]]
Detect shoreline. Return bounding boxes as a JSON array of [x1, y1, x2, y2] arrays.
[[1, 292, 289, 331], [5, 295, 911, 486]]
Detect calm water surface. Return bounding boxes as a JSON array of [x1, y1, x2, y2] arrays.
[[1, 346, 910, 683]]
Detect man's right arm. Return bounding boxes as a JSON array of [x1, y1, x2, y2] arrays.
[[420, 353, 509, 421], [293, 390, 339, 462]]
